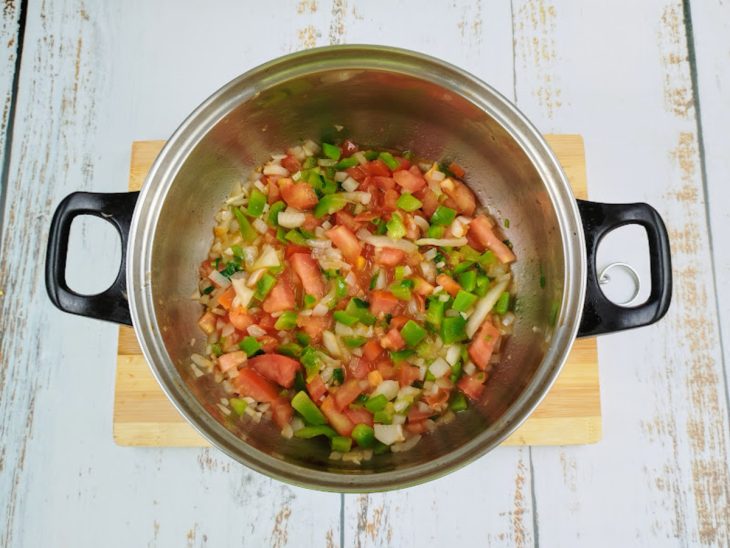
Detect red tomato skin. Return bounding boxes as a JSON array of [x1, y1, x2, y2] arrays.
[[343, 406, 374, 427], [236, 368, 280, 402], [362, 340, 384, 362], [320, 396, 355, 436], [281, 155, 301, 174], [374, 247, 405, 267], [326, 225, 362, 264], [469, 320, 500, 369], [290, 253, 326, 298], [366, 159, 391, 177], [457, 373, 487, 401], [281, 182, 318, 210], [307, 374, 328, 402], [248, 353, 301, 388], [369, 290, 400, 316], [347, 357, 373, 379], [381, 328, 406, 351], [333, 379, 364, 411]]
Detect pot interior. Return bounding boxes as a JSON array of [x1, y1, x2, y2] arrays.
[[144, 53, 566, 483]]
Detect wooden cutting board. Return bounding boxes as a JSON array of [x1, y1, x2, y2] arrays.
[[114, 136, 601, 447]]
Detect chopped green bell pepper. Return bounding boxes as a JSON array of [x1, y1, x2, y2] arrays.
[[314, 194, 347, 218], [322, 142, 341, 161], [449, 360, 463, 383], [396, 193, 422, 212], [255, 273, 276, 300], [389, 280, 412, 301], [342, 335, 367, 348], [335, 157, 359, 170], [233, 207, 257, 242], [457, 270, 477, 292], [364, 394, 388, 412], [303, 294, 317, 309], [294, 425, 337, 439], [274, 311, 298, 330], [331, 436, 352, 453], [238, 336, 262, 356], [426, 225, 446, 238], [351, 424, 375, 448], [378, 151, 399, 170], [494, 291, 510, 315], [267, 200, 286, 226], [291, 391, 327, 425], [285, 229, 308, 246], [278, 342, 303, 358], [300, 346, 320, 379], [449, 391, 468, 412], [363, 150, 379, 161], [373, 409, 393, 424], [390, 349, 415, 362], [333, 310, 359, 326], [441, 316, 467, 344], [400, 320, 427, 347], [295, 331, 311, 346], [386, 212, 406, 240], [247, 188, 266, 217], [229, 397, 248, 416], [452, 290, 478, 312], [430, 205, 456, 226], [425, 298, 446, 329], [332, 368, 345, 385]]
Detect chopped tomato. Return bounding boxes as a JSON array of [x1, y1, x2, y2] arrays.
[[406, 420, 429, 434], [404, 213, 420, 239], [236, 368, 280, 402], [281, 182, 318, 210], [370, 290, 399, 316], [343, 406, 374, 427], [199, 259, 214, 278], [198, 311, 217, 335], [441, 178, 476, 216], [326, 225, 362, 264], [262, 276, 296, 313], [268, 180, 281, 204], [413, 276, 435, 296], [284, 243, 310, 259], [302, 213, 323, 231], [229, 307, 254, 331], [218, 350, 247, 373], [374, 247, 405, 266], [468, 215, 516, 263], [347, 357, 372, 379], [296, 313, 331, 343], [393, 167, 426, 192], [469, 320, 500, 370], [248, 353, 300, 388], [372, 176, 396, 190], [395, 156, 411, 171], [362, 340, 384, 362], [258, 335, 279, 353], [334, 379, 364, 411], [398, 364, 421, 387], [382, 189, 399, 211], [447, 161, 465, 178], [366, 159, 391, 177], [272, 400, 293, 429], [415, 187, 439, 217], [320, 396, 354, 436], [346, 165, 368, 182], [334, 211, 363, 233], [217, 287, 237, 310], [457, 373, 487, 400], [381, 328, 406, 351], [407, 406, 434, 423], [423, 388, 450, 411], [375, 358, 396, 380], [354, 211, 380, 222], [290, 253, 326, 298], [341, 139, 359, 157], [307, 374, 328, 401], [436, 274, 462, 297], [389, 315, 410, 330], [281, 154, 301, 174]]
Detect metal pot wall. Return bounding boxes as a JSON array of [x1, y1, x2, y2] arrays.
[[45, 46, 671, 491]]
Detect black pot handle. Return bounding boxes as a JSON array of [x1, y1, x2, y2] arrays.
[[576, 199, 672, 337], [45, 191, 139, 325]]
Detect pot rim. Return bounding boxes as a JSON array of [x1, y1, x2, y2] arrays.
[[127, 44, 586, 492]]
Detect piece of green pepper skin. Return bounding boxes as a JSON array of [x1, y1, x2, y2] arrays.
[[351, 424, 375, 448], [294, 425, 337, 439], [291, 391, 327, 425]]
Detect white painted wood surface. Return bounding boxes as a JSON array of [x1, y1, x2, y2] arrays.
[[1, 1, 728, 547]]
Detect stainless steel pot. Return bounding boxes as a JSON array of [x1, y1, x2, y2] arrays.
[[46, 45, 671, 492]]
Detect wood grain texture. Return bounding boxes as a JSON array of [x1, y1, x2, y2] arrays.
[[512, 0, 730, 546], [2, 0, 728, 546], [114, 136, 601, 448]]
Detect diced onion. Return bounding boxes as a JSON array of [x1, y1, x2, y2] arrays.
[[307, 239, 332, 249], [303, 139, 320, 156], [353, 151, 367, 165], [445, 345, 461, 366], [341, 191, 371, 205], [371, 380, 399, 400], [208, 270, 230, 288], [357, 231, 418, 253], [342, 176, 359, 192], [312, 301, 330, 317], [415, 237, 468, 247], [278, 209, 306, 228], [463, 361, 477, 375], [423, 248, 438, 261], [391, 414, 406, 425], [335, 171, 348, 182], [253, 218, 269, 234], [245, 268, 266, 288], [323, 331, 342, 357], [247, 325, 267, 337], [263, 164, 289, 176], [429, 357, 450, 378], [413, 215, 430, 231], [374, 424, 405, 445], [391, 434, 421, 453], [465, 275, 511, 337]]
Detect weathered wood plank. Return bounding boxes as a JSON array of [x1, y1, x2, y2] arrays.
[[512, 0, 730, 545], [689, 8, 730, 535], [0, 0, 22, 228], [0, 2, 341, 546]]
